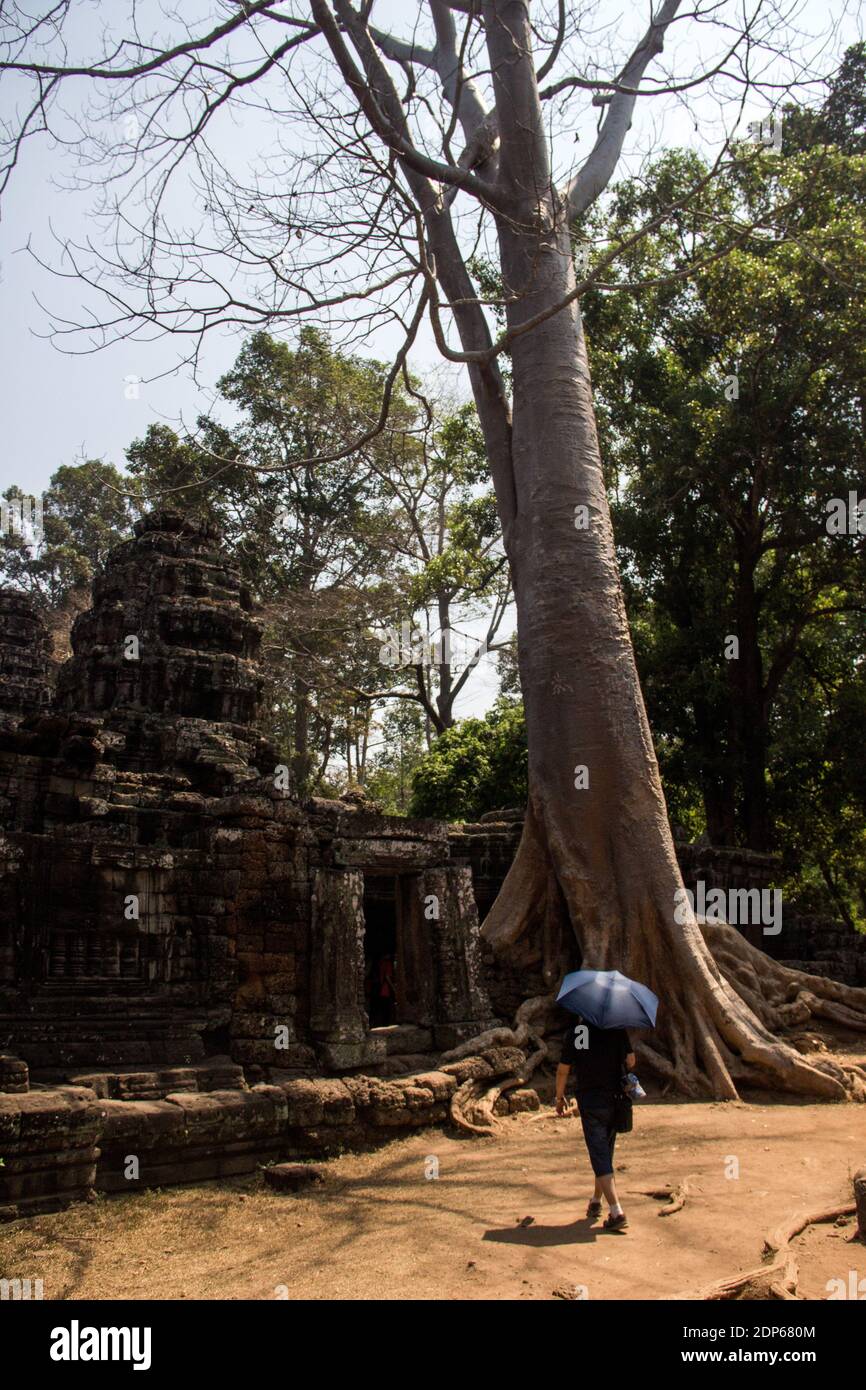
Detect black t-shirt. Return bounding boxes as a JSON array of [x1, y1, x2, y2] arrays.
[[560, 1018, 632, 1095]]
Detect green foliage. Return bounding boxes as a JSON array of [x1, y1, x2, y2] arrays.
[[363, 703, 428, 814], [580, 52, 866, 905], [1, 460, 139, 607], [770, 620, 866, 929], [785, 42, 866, 155], [127, 328, 400, 598], [409, 698, 527, 820]]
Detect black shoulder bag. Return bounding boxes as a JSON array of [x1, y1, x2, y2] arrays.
[[614, 1032, 633, 1133], [613, 1088, 633, 1133]]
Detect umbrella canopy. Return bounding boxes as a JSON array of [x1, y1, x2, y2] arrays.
[[556, 970, 658, 1030]]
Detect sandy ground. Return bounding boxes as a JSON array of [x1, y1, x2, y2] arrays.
[[2, 1095, 864, 1301]]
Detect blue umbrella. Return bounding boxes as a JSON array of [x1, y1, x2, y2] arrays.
[[556, 969, 658, 1030]]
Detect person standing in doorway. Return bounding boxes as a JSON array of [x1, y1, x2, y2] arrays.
[[555, 1014, 635, 1231], [377, 952, 396, 1026]]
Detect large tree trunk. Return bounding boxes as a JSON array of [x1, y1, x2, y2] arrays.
[[733, 558, 772, 850], [436, 593, 455, 729], [693, 694, 738, 845], [291, 672, 312, 797], [477, 209, 866, 1101]]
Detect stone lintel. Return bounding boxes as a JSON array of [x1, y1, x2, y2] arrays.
[[332, 837, 445, 871]]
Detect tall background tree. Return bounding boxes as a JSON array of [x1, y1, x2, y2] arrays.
[[132, 327, 409, 796], [359, 398, 511, 737], [129, 331, 504, 793]]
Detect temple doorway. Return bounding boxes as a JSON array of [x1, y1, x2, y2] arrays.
[[363, 873, 398, 1027]]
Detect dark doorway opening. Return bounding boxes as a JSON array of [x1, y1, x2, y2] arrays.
[[363, 874, 398, 1027], [201, 1021, 231, 1057]]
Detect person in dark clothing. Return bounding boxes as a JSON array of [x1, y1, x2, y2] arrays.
[[555, 1014, 635, 1231]]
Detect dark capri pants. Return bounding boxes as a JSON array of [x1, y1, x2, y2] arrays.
[[577, 1088, 618, 1177]]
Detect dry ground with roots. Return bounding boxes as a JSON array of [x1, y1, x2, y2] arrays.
[[2, 1052, 864, 1302]]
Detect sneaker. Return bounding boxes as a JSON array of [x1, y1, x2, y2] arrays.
[[602, 1211, 628, 1232], [586, 1198, 602, 1220]]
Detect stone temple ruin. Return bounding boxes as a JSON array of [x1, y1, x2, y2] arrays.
[[0, 511, 536, 1220]]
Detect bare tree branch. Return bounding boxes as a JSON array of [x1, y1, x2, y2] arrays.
[[311, 0, 507, 209], [566, 0, 684, 221]]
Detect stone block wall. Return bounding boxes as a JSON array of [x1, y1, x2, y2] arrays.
[[0, 1083, 102, 1220], [0, 1053, 537, 1219], [449, 814, 551, 1019], [55, 512, 263, 726], [769, 914, 866, 985], [0, 589, 51, 727]]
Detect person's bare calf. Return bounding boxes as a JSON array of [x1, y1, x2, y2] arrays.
[[598, 1173, 620, 1210]]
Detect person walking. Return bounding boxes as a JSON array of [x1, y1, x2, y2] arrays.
[[555, 1014, 635, 1231]]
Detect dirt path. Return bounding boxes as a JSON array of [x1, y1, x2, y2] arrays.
[[2, 1098, 863, 1300]]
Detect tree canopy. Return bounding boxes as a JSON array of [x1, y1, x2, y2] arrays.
[[409, 696, 527, 820], [581, 91, 866, 861]]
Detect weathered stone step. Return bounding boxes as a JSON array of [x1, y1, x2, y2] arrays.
[[65, 1057, 244, 1100]]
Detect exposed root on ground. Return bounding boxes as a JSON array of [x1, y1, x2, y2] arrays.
[[677, 1202, 856, 1300], [445, 996, 551, 1136], [449, 1077, 501, 1137], [440, 995, 553, 1066], [449, 872, 866, 1114], [632, 1175, 695, 1216], [697, 919, 866, 1100], [702, 919, 866, 1038]]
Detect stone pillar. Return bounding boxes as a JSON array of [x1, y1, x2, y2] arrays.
[[395, 875, 436, 1028], [70, 934, 87, 978], [120, 937, 139, 978], [309, 869, 384, 1072], [424, 866, 495, 1050], [50, 931, 67, 978]]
